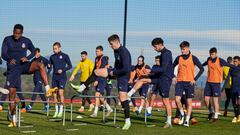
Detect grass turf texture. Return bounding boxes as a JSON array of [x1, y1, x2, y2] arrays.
[[0, 104, 239, 135]]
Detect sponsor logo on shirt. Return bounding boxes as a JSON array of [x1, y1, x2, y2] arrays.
[[59, 55, 63, 59]]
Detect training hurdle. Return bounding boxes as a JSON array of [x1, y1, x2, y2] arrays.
[[128, 96, 153, 127], [16, 99, 66, 133], [68, 94, 118, 130], [15, 91, 66, 133]]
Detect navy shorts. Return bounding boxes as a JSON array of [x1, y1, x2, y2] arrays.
[[158, 77, 172, 98], [52, 77, 67, 89], [151, 83, 159, 94], [175, 82, 195, 98], [96, 78, 107, 95], [139, 84, 149, 98], [117, 78, 128, 92], [128, 83, 134, 92], [204, 82, 221, 97], [6, 62, 31, 88]]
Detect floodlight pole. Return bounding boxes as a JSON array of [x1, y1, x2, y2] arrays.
[[123, 0, 128, 47]]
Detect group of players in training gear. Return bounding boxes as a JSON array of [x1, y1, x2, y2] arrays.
[[0, 24, 240, 130]]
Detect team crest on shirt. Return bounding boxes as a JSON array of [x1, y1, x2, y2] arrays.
[[59, 55, 63, 59], [117, 56, 120, 60], [22, 43, 26, 48], [7, 81, 10, 86]]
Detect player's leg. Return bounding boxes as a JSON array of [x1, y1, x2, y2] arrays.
[[146, 82, 158, 115], [160, 78, 172, 128], [28, 61, 57, 97], [127, 84, 137, 112], [6, 69, 20, 127], [118, 79, 131, 130], [56, 78, 66, 118], [8, 88, 17, 127], [183, 83, 194, 127], [52, 80, 59, 118], [53, 91, 59, 118], [91, 91, 101, 117], [182, 94, 198, 125], [136, 84, 148, 115], [128, 78, 151, 98], [71, 73, 97, 93], [16, 86, 26, 113], [37, 83, 48, 111], [147, 92, 156, 115], [26, 82, 40, 111], [204, 82, 214, 120], [231, 93, 238, 123], [212, 83, 221, 122], [224, 88, 231, 117], [57, 89, 64, 118], [106, 84, 112, 105], [175, 82, 184, 125], [97, 80, 112, 117]]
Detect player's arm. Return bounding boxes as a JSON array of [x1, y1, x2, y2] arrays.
[[193, 55, 204, 81], [202, 57, 209, 67], [63, 54, 72, 72], [69, 62, 81, 81], [43, 57, 51, 75], [71, 62, 81, 76], [25, 39, 35, 61], [48, 56, 53, 73], [151, 52, 171, 73], [112, 51, 131, 76], [1, 37, 12, 63], [219, 58, 237, 69]]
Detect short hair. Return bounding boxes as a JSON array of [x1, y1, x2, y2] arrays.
[[138, 55, 145, 62], [209, 47, 217, 53], [108, 34, 120, 42], [81, 51, 88, 55], [53, 42, 61, 47], [179, 41, 190, 48], [227, 56, 233, 63], [35, 48, 40, 53], [151, 38, 164, 46], [233, 56, 240, 61], [96, 45, 103, 51], [155, 55, 160, 59], [13, 24, 24, 31]]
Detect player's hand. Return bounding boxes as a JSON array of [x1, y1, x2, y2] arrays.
[[58, 69, 63, 74], [145, 69, 151, 74], [20, 57, 28, 62], [93, 81, 98, 87], [190, 80, 196, 86], [47, 64, 51, 68], [172, 77, 177, 85], [69, 75, 75, 81], [9, 59, 16, 65], [109, 71, 114, 76], [128, 79, 133, 84]]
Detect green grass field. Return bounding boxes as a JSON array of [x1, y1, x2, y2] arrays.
[[0, 104, 239, 135]]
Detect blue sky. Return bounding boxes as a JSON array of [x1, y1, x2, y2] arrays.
[[0, 0, 239, 67]]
